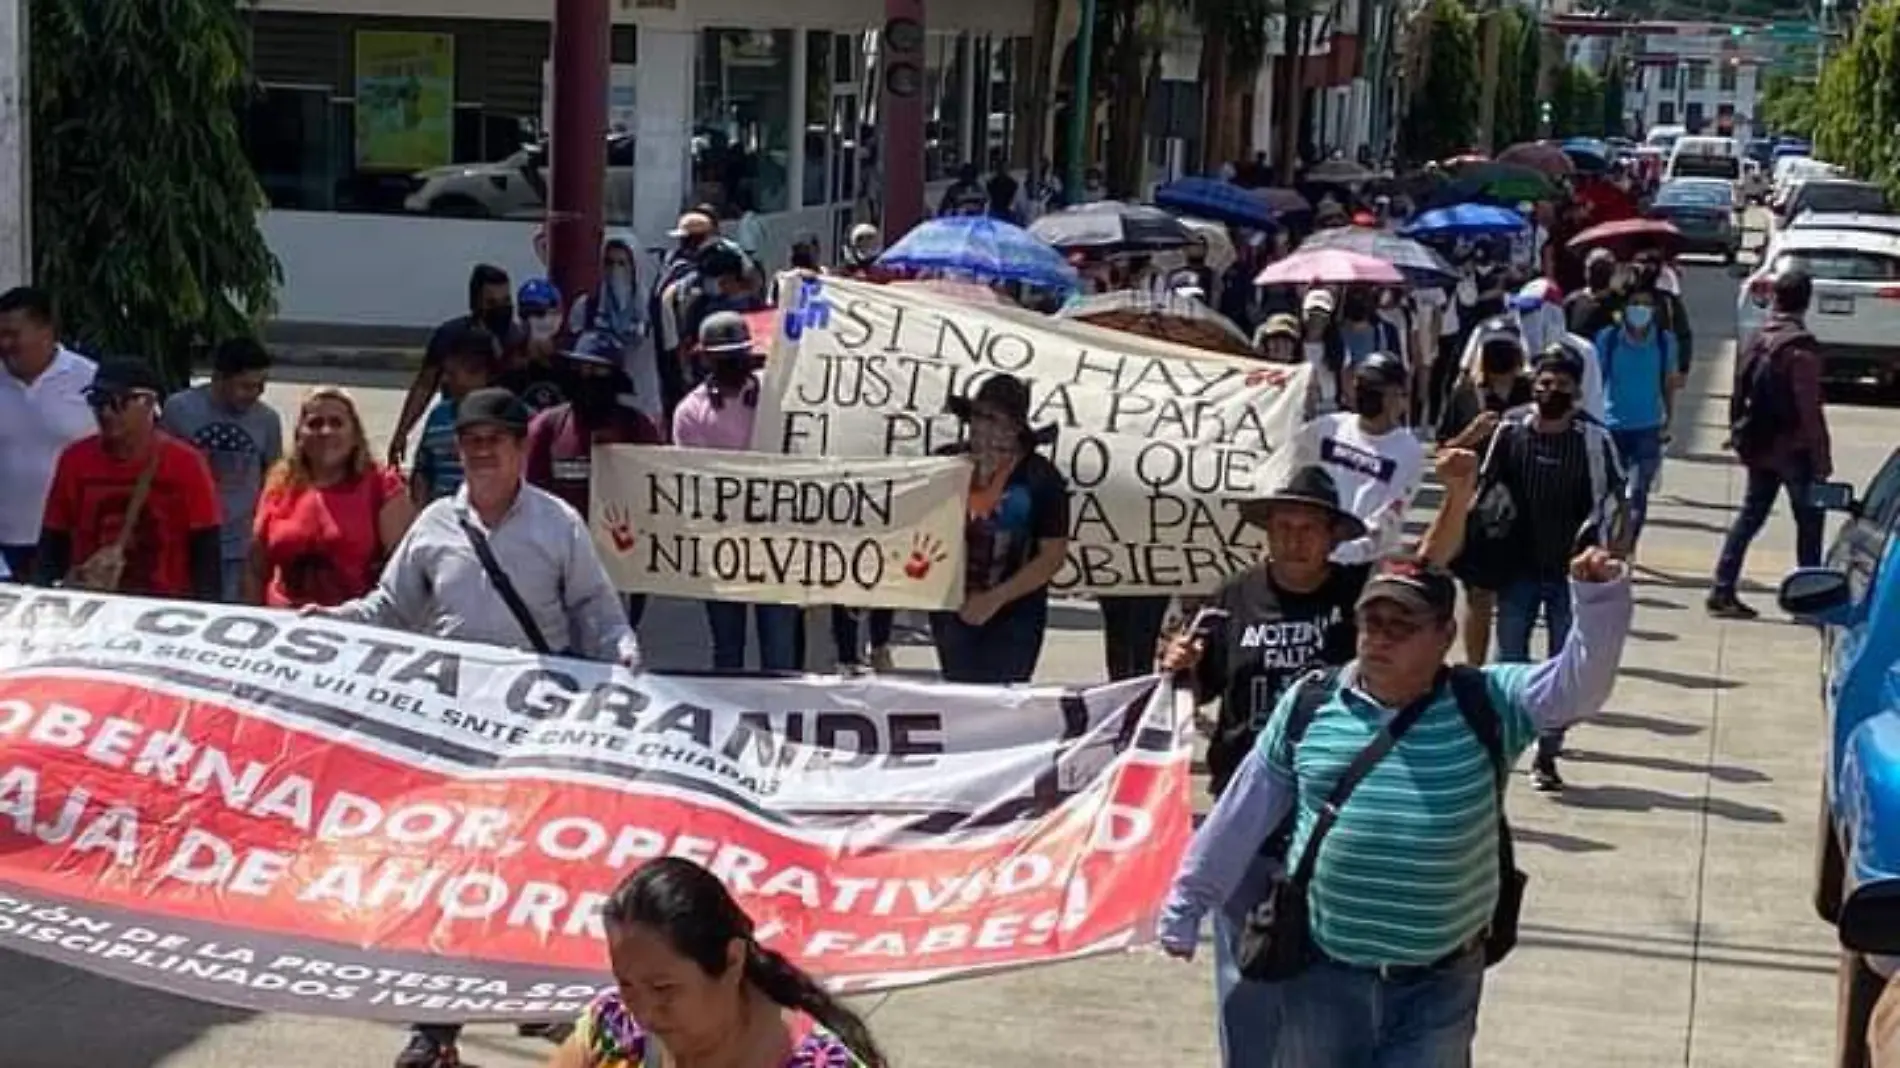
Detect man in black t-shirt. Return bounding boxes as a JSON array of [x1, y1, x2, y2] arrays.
[[1157, 452, 1478, 1068], [389, 263, 521, 467]]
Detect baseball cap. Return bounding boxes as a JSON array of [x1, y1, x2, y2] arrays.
[[1302, 288, 1336, 316], [696, 244, 747, 280], [849, 223, 881, 249], [84, 357, 165, 403], [1258, 313, 1302, 341], [517, 278, 561, 312], [453, 387, 531, 435], [668, 212, 716, 239], [698, 311, 757, 356], [1353, 351, 1408, 389], [1357, 557, 1458, 619], [562, 330, 623, 368]]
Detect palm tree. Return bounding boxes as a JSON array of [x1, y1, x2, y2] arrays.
[[1186, 0, 1278, 172]]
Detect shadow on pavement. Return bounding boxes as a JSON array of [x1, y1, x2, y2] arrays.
[[1641, 513, 1733, 537], [1632, 595, 1685, 612], [1591, 710, 1704, 737], [1617, 665, 1742, 691], [1513, 827, 1615, 854], [1630, 565, 1772, 596], [1669, 450, 1740, 468], [1628, 627, 1679, 643], [1657, 495, 1742, 515], [0, 950, 252, 1068], [1564, 747, 1770, 784], [1555, 783, 1784, 824]]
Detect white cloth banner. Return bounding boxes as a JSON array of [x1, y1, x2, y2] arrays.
[[589, 446, 969, 609], [755, 277, 1311, 595]]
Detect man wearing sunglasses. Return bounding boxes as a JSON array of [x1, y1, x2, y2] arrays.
[[34, 357, 222, 599], [1161, 545, 1631, 1066]]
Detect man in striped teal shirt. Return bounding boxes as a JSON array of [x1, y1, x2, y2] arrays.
[[1160, 548, 1632, 1065]]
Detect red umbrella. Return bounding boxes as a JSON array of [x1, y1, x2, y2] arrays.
[[1497, 142, 1575, 178], [1568, 218, 1683, 258], [1256, 249, 1405, 287]]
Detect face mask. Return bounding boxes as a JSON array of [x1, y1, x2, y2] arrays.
[[527, 314, 560, 341], [1353, 384, 1388, 418], [483, 305, 515, 336], [608, 267, 634, 299], [1534, 389, 1575, 419], [1624, 304, 1654, 330]]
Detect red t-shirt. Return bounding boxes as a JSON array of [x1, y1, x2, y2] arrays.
[[252, 465, 406, 608], [41, 433, 222, 597], [524, 404, 664, 519]]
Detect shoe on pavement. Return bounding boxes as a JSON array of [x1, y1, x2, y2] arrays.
[[1705, 591, 1760, 621], [1530, 759, 1565, 793], [394, 1031, 459, 1068], [869, 645, 895, 673]]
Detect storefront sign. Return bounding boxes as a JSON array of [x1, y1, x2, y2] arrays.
[[756, 277, 1311, 595], [0, 591, 1190, 1017], [354, 31, 455, 171], [591, 446, 968, 609]]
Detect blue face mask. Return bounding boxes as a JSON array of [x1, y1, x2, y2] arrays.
[[1624, 304, 1654, 331]]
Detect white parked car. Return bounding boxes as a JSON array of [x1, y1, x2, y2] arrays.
[[1738, 224, 1900, 388], [404, 134, 636, 221]]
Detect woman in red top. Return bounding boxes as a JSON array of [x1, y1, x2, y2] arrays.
[[247, 387, 414, 607]]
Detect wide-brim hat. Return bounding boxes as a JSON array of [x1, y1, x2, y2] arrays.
[[1237, 464, 1367, 540]]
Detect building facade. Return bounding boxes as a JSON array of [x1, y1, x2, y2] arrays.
[[1618, 23, 1764, 136], [245, 0, 1033, 331]]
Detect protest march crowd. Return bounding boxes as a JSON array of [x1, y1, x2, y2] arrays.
[[0, 151, 1838, 1068]]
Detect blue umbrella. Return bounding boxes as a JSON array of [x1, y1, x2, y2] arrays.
[[1152, 177, 1276, 230], [1401, 203, 1528, 239], [876, 216, 1079, 291], [1561, 138, 1611, 173]]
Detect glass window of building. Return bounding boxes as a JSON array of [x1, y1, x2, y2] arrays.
[[924, 33, 968, 182], [804, 31, 833, 209], [694, 29, 794, 217], [1657, 101, 1676, 125], [1718, 62, 1737, 92], [1687, 64, 1706, 90], [239, 13, 635, 221], [1659, 64, 1677, 90]]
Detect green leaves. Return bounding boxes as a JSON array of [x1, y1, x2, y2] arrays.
[[1813, 0, 1900, 203], [1399, 0, 1478, 162], [30, 0, 279, 390]]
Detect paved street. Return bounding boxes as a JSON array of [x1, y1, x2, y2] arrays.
[[0, 256, 1892, 1066]]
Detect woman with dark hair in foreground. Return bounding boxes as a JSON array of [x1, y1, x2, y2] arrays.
[[548, 857, 887, 1068]]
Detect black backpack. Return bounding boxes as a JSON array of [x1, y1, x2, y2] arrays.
[[1247, 665, 1526, 973]]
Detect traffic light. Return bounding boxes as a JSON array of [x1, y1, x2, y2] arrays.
[[1540, 100, 1554, 123], [1730, 24, 1745, 36]]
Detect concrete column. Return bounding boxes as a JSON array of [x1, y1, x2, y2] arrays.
[[881, 0, 927, 237], [0, 0, 28, 289], [790, 28, 810, 211], [548, 0, 610, 306], [635, 28, 695, 247]]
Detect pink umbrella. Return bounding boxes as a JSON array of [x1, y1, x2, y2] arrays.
[[1255, 248, 1405, 287]]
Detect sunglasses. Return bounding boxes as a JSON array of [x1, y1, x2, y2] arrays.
[[85, 389, 155, 412]]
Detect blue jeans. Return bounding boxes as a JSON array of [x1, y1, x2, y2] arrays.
[[1213, 853, 1287, 1068], [703, 601, 802, 672], [1280, 948, 1486, 1067], [1713, 465, 1824, 595], [1610, 427, 1664, 545], [930, 598, 1048, 683], [830, 607, 894, 665], [1497, 577, 1573, 761]]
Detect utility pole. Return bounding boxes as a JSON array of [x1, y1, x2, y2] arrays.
[[547, 0, 609, 313], [1476, 1, 1503, 152], [0, 0, 28, 289], [881, 0, 927, 237]]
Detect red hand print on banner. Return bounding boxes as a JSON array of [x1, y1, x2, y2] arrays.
[[902, 533, 948, 581], [602, 504, 637, 554]]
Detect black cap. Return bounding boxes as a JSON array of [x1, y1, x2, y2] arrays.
[[453, 387, 531, 435], [1357, 556, 1459, 619], [84, 357, 164, 402], [1533, 343, 1586, 382], [1353, 352, 1408, 389], [946, 373, 1032, 427], [698, 311, 757, 355], [1239, 464, 1369, 539]]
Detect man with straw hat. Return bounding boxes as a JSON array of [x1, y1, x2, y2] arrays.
[[1157, 448, 1478, 1067]]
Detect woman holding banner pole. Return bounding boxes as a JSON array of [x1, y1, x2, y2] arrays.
[[932, 374, 1070, 684]]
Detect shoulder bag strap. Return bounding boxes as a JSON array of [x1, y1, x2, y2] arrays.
[[457, 515, 554, 655], [112, 447, 165, 553], [1447, 665, 1517, 877], [1287, 672, 1440, 888]]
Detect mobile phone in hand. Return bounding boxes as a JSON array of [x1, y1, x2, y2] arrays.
[[1185, 607, 1230, 642]]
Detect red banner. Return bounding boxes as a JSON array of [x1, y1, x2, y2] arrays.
[[0, 589, 1193, 1021]]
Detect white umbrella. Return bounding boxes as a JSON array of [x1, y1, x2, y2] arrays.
[[1177, 217, 1237, 272]]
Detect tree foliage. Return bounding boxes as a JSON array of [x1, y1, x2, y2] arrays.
[[31, 0, 279, 388], [1813, 0, 1900, 201], [1399, 0, 1478, 163], [1550, 64, 1606, 138], [1759, 73, 1817, 139]]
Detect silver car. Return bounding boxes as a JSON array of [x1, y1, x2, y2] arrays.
[[1739, 224, 1900, 387], [403, 134, 636, 221]]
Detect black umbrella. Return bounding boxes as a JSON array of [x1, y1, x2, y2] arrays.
[[1297, 226, 1457, 287], [1030, 202, 1195, 252]]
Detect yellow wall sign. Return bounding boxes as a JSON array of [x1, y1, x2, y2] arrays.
[[354, 31, 455, 172]]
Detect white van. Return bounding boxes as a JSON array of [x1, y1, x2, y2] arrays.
[[1646, 125, 1687, 151], [1665, 136, 1741, 185]]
